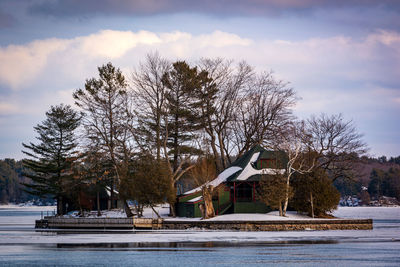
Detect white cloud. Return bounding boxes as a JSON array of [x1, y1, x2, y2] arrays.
[[0, 29, 251, 90], [79, 30, 161, 59], [0, 38, 71, 90]]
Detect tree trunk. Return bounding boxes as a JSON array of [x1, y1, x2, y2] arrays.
[[122, 198, 134, 217], [282, 176, 291, 216], [96, 189, 101, 217], [169, 201, 177, 217], [110, 179, 114, 210], [202, 186, 215, 219], [310, 191, 314, 218], [169, 182, 177, 217], [217, 132, 227, 170], [57, 196, 63, 216], [151, 205, 161, 218]]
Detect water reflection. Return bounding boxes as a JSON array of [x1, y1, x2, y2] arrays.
[[55, 240, 339, 250]]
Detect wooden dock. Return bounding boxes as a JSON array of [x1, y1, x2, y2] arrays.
[[36, 217, 162, 230]]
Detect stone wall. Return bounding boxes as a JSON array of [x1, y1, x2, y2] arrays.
[[161, 219, 373, 231]]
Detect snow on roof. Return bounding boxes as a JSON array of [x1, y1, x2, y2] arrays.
[[184, 166, 242, 195], [183, 146, 285, 196], [105, 186, 119, 197], [188, 196, 203, 202], [236, 152, 285, 181]]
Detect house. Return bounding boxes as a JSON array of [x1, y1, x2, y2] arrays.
[[176, 145, 287, 217]]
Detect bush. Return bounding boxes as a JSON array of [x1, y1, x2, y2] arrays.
[[291, 169, 340, 217]]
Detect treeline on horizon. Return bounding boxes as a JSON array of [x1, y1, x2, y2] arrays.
[[4, 53, 399, 217]]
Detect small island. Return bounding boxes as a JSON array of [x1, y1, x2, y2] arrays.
[[4, 55, 395, 233]]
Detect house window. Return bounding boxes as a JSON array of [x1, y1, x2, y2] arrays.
[[235, 183, 253, 202], [260, 158, 276, 169]]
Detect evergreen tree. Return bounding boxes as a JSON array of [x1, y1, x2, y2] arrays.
[[124, 154, 174, 218], [259, 172, 292, 216], [161, 61, 210, 216], [22, 104, 81, 215], [291, 169, 340, 217], [162, 61, 205, 170], [368, 169, 385, 198]]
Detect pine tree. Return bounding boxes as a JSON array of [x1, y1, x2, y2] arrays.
[[291, 169, 340, 217], [161, 61, 209, 216], [73, 62, 134, 216], [162, 61, 205, 170], [22, 104, 81, 215]]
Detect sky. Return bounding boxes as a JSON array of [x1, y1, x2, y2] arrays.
[[0, 0, 399, 160]]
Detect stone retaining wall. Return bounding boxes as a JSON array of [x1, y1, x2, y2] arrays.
[[162, 219, 373, 231], [35, 217, 373, 231]]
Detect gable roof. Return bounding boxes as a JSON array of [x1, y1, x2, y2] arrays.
[[183, 145, 286, 195]]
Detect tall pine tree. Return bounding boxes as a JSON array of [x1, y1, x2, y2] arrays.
[[22, 104, 81, 215], [73, 62, 135, 216]]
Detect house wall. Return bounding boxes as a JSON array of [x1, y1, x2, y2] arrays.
[[234, 201, 270, 213]]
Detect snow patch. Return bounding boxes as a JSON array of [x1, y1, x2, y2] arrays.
[[236, 152, 284, 181], [205, 211, 315, 221], [188, 196, 202, 202], [184, 166, 242, 195]]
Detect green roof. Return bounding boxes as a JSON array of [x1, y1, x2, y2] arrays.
[[225, 145, 287, 182]]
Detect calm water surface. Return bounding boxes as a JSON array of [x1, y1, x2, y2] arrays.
[[0, 207, 399, 266]]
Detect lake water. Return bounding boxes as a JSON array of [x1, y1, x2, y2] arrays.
[[0, 206, 399, 266]]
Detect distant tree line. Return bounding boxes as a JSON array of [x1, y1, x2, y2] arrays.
[[0, 159, 50, 204], [20, 53, 372, 217], [368, 168, 400, 201]]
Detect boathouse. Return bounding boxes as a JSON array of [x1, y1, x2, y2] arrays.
[[176, 145, 287, 217]]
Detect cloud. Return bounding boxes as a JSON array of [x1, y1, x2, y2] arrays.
[[28, 0, 400, 17], [0, 38, 71, 90], [0, 30, 251, 90], [79, 30, 161, 59]]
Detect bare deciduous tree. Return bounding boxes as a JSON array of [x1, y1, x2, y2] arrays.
[[307, 113, 368, 181], [130, 53, 170, 160], [231, 71, 296, 159], [273, 121, 315, 216], [188, 156, 217, 219]]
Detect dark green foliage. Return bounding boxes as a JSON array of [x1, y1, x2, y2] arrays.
[[389, 156, 400, 164], [123, 154, 174, 217], [291, 169, 340, 217], [22, 104, 81, 214], [162, 61, 208, 170], [258, 173, 291, 216], [333, 177, 361, 196], [368, 168, 400, 200], [0, 159, 34, 204], [368, 169, 385, 198]]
